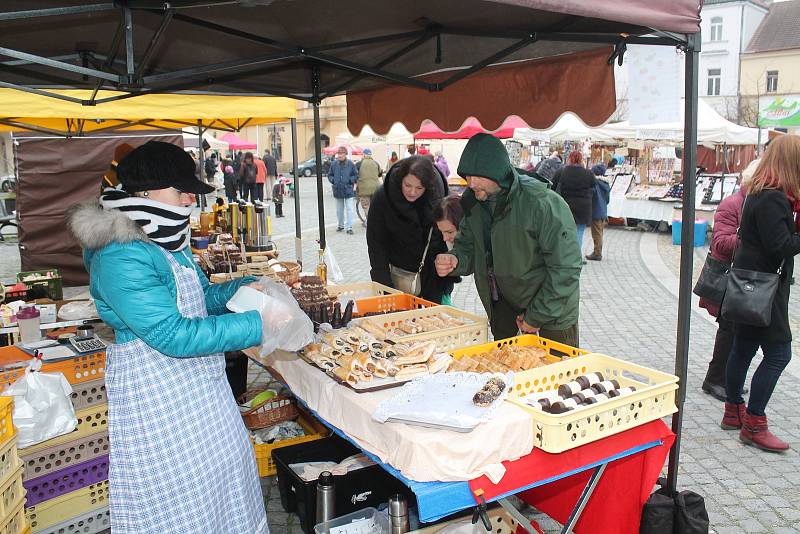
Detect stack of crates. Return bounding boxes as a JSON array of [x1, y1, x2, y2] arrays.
[[0, 396, 28, 534], [11, 353, 110, 534]]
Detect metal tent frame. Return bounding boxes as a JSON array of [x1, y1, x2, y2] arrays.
[[0, 0, 702, 516]]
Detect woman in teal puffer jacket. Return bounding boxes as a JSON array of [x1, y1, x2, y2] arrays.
[[68, 141, 269, 534]]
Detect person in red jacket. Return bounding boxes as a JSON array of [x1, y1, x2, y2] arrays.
[[699, 159, 757, 401]]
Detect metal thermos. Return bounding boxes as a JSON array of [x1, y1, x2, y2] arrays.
[[228, 202, 240, 242], [388, 494, 409, 534], [315, 471, 336, 525], [253, 203, 272, 249], [244, 203, 256, 247]]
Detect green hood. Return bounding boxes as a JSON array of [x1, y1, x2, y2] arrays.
[[457, 133, 514, 189]]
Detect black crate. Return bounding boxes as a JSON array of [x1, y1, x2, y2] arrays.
[[272, 433, 416, 533]]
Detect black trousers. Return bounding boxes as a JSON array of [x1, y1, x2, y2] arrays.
[[706, 317, 734, 386]]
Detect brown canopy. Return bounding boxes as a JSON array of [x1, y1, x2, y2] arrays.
[[0, 1, 700, 102], [347, 47, 616, 135]]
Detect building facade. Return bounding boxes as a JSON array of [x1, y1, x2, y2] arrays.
[[613, 0, 768, 124], [739, 0, 800, 131]]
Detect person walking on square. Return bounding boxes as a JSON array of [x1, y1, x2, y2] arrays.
[[263, 150, 278, 201], [551, 151, 596, 257], [434, 151, 451, 178], [272, 177, 286, 218], [699, 160, 757, 402], [328, 146, 358, 234], [721, 135, 800, 452], [238, 152, 258, 203], [254, 155, 267, 202], [357, 148, 382, 224], [586, 164, 610, 261], [435, 134, 581, 344]]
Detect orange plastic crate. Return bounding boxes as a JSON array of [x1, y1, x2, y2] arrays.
[[0, 347, 105, 391], [353, 294, 437, 317]]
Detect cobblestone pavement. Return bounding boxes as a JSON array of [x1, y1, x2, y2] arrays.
[[3, 186, 799, 532]]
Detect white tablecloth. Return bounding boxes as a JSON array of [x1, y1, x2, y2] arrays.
[[247, 349, 534, 483], [607, 197, 679, 222]]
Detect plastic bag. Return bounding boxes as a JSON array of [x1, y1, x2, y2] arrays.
[[324, 247, 344, 284], [57, 300, 99, 321], [255, 276, 315, 356], [4, 361, 77, 448]]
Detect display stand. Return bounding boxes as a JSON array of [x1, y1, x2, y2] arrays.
[[247, 353, 674, 533]]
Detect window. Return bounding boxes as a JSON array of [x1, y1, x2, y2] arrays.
[[766, 71, 778, 93], [710, 17, 723, 41], [707, 68, 721, 96]]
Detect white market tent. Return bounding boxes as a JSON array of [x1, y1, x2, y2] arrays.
[[597, 100, 759, 146], [182, 129, 230, 151], [514, 112, 615, 143], [336, 123, 414, 146]]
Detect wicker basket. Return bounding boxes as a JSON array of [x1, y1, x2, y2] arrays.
[[273, 261, 301, 286], [237, 392, 299, 430]]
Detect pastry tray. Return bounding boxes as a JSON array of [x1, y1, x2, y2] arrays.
[[297, 350, 412, 393]]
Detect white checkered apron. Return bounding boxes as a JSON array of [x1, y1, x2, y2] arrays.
[[106, 248, 267, 533]]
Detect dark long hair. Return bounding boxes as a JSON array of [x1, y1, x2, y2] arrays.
[[394, 155, 440, 194], [433, 195, 464, 228]]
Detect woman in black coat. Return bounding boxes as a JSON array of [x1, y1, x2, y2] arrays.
[[552, 150, 596, 252], [366, 156, 452, 303], [722, 135, 800, 452]]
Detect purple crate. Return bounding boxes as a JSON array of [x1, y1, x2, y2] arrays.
[[23, 454, 109, 506]]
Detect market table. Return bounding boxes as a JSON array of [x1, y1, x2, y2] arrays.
[[607, 197, 678, 223], [247, 349, 674, 533]]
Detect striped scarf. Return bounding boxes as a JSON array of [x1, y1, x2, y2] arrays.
[[100, 188, 192, 251]]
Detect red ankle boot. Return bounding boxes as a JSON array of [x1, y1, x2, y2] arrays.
[[720, 402, 745, 430], [740, 412, 790, 452]]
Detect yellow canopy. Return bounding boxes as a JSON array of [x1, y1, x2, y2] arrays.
[[0, 89, 296, 135]]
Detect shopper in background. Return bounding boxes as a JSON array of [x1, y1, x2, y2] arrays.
[[722, 135, 800, 452], [328, 146, 359, 234], [434, 151, 451, 178], [67, 141, 268, 533], [238, 152, 258, 203], [263, 150, 278, 201], [699, 160, 757, 402], [367, 156, 452, 303], [586, 164, 611, 261], [435, 134, 581, 344], [253, 155, 267, 202], [389, 151, 399, 167], [222, 160, 238, 204], [552, 150, 596, 257], [357, 148, 382, 224], [272, 177, 286, 218]]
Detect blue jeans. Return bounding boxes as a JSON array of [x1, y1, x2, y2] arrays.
[[725, 335, 792, 416], [576, 224, 587, 251], [336, 197, 354, 230]]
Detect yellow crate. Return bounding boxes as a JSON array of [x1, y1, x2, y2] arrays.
[[0, 438, 21, 493], [410, 507, 520, 533], [25, 481, 108, 532], [19, 406, 107, 456], [449, 334, 587, 366], [325, 282, 401, 301], [0, 467, 24, 520], [507, 353, 679, 453], [0, 398, 14, 449], [31, 506, 108, 534], [357, 306, 488, 351], [252, 411, 328, 477], [0, 499, 26, 534]]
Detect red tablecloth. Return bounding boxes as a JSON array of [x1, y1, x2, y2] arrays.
[[469, 420, 675, 534]]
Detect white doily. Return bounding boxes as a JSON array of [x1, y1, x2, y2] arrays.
[[372, 371, 513, 431]]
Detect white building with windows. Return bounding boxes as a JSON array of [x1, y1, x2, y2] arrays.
[[613, 0, 768, 124]]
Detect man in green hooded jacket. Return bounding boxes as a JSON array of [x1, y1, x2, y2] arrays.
[[435, 134, 582, 345]]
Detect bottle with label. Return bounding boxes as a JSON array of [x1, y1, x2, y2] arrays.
[[316, 248, 328, 285]]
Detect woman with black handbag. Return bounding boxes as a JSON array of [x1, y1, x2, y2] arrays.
[[366, 156, 452, 303], [721, 135, 800, 452]]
